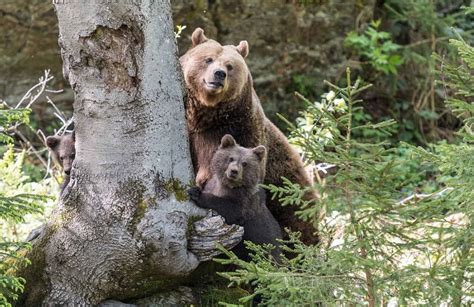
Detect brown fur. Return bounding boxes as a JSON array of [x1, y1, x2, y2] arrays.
[[181, 28, 318, 244], [46, 132, 75, 193], [188, 135, 282, 260]]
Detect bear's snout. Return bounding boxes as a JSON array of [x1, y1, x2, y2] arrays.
[[214, 69, 226, 81], [226, 163, 242, 181]]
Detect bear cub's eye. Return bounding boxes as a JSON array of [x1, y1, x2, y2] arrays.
[[205, 58, 213, 64], [242, 162, 248, 167], [229, 157, 234, 162], [226, 64, 233, 71]]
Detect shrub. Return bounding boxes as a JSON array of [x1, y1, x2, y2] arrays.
[[0, 110, 47, 306], [217, 53, 472, 304]]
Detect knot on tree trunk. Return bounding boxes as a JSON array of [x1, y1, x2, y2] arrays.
[[189, 212, 244, 262]]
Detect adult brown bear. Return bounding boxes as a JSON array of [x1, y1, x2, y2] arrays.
[[181, 28, 317, 244]]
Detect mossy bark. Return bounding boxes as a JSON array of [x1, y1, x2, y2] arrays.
[[16, 1, 211, 305]]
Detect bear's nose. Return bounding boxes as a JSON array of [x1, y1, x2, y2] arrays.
[[214, 70, 226, 80]]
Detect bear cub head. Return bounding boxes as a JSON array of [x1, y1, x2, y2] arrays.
[[180, 28, 250, 107], [211, 134, 266, 189], [46, 132, 76, 176]]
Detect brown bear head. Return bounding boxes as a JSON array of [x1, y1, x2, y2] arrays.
[[180, 28, 250, 107], [46, 132, 76, 176], [210, 134, 266, 189]]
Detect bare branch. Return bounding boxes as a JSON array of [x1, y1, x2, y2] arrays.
[[397, 187, 454, 206], [46, 96, 69, 128], [45, 89, 64, 94], [4, 71, 71, 185], [14, 129, 48, 169], [315, 163, 337, 174], [15, 70, 54, 109]]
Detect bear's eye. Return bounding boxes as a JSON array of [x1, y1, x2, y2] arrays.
[[242, 162, 248, 167], [229, 157, 234, 162], [60, 156, 64, 161], [205, 58, 213, 64], [70, 154, 75, 159], [226, 64, 233, 71]]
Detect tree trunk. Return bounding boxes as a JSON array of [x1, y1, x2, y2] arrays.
[[17, 1, 242, 305]]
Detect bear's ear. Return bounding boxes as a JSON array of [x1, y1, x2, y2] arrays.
[[46, 136, 60, 149], [220, 134, 236, 149], [192, 28, 208, 47], [252, 145, 267, 161], [236, 40, 249, 58]]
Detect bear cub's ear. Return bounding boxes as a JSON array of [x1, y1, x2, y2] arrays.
[[252, 145, 266, 161], [192, 28, 208, 47], [236, 40, 249, 58], [219, 134, 236, 149], [46, 136, 60, 149]]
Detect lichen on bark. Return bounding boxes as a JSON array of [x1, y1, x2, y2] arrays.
[[79, 24, 143, 92]]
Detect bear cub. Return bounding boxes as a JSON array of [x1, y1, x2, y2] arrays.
[[46, 132, 75, 193], [188, 134, 282, 261]]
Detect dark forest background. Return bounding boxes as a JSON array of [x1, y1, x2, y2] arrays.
[[2, 0, 471, 143]]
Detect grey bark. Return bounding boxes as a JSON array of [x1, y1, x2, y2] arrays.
[[17, 0, 242, 305]]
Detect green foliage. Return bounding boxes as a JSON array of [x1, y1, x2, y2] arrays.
[[200, 280, 252, 307], [434, 36, 474, 135], [345, 20, 403, 75], [217, 63, 473, 305], [342, 2, 472, 144], [0, 242, 30, 307], [0, 108, 48, 306], [384, 0, 471, 40], [216, 234, 352, 306], [0, 146, 47, 222], [0, 106, 30, 144], [289, 74, 319, 100], [408, 34, 474, 307]]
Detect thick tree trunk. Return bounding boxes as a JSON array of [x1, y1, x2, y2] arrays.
[[17, 1, 242, 305]]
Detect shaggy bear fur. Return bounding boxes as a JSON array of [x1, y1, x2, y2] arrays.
[[46, 132, 75, 193], [188, 135, 282, 260], [181, 28, 317, 244]]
